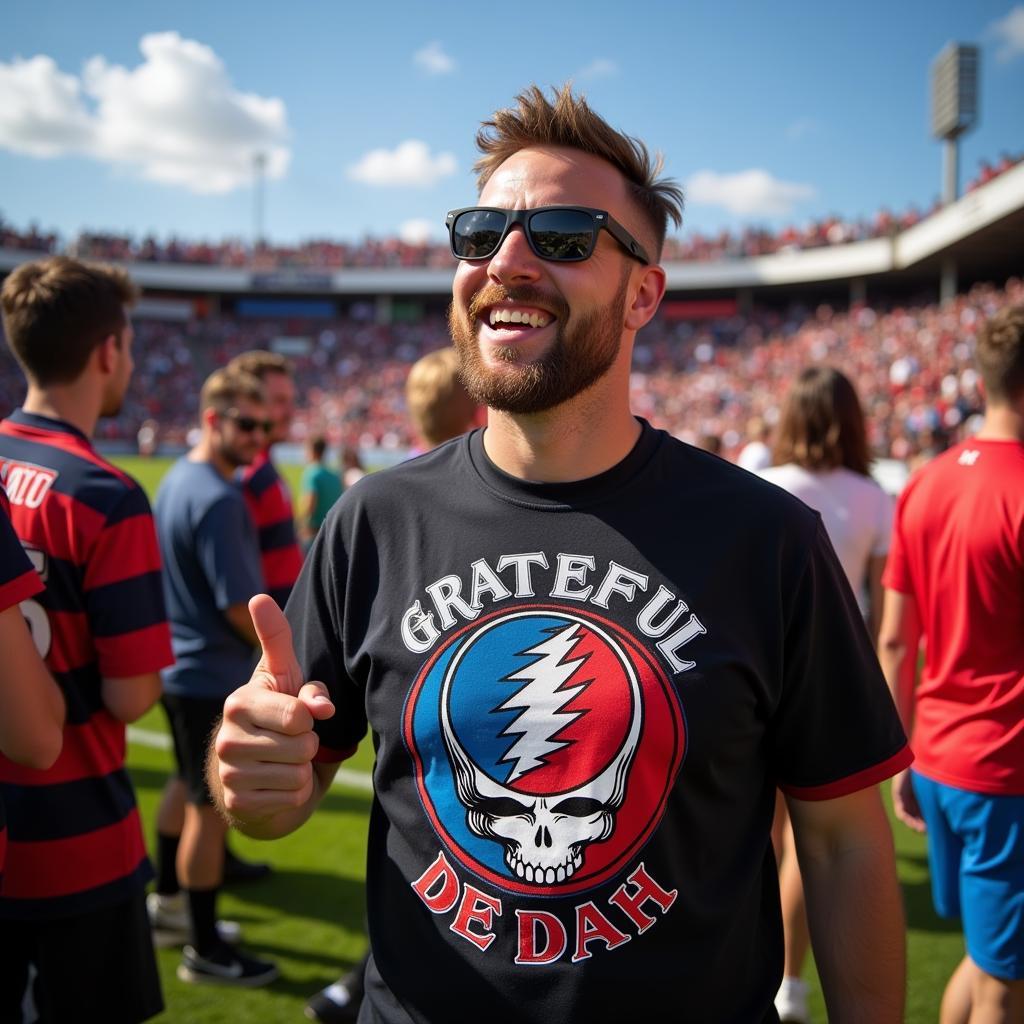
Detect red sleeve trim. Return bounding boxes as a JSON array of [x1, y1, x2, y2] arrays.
[[314, 743, 358, 765], [780, 745, 914, 801], [0, 570, 42, 612]]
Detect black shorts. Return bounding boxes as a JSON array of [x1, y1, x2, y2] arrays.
[[0, 888, 163, 1023], [162, 693, 226, 806]]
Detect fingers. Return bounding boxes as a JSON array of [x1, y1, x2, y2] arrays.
[[249, 594, 305, 695], [298, 681, 335, 721]]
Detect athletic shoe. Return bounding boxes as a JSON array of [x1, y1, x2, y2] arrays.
[[304, 979, 363, 1023], [223, 846, 272, 885], [775, 976, 811, 1024], [177, 942, 278, 988], [147, 892, 241, 948]]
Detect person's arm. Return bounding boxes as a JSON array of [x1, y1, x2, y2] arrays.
[[866, 553, 887, 643], [877, 587, 925, 832], [788, 786, 905, 1023], [102, 671, 163, 723], [223, 602, 260, 648], [209, 595, 338, 839], [0, 605, 65, 768], [299, 484, 318, 542]]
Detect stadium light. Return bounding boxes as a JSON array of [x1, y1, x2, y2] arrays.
[[253, 151, 268, 252], [930, 43, 979, 206]]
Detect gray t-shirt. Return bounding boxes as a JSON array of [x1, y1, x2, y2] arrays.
[[155, 458, 263, 698]]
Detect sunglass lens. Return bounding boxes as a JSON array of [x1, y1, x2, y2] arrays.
[[452, 210, 507, 258], [528, 209, 595, 260]]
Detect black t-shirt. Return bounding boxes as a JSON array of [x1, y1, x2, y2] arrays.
[[288, 421, 910, 1024]]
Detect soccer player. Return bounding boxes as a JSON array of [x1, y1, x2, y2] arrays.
[[879, 304, 1024, 1024], [211, 85, 910, 1023], [227, 350, 303, 609], [153, 368, 277, 987], [0, 255, 171, 1023]]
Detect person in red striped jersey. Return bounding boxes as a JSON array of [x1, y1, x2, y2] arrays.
[[227, 350, 303, 609], [0, 256, 172, 1023], [0, 487, 65, 892]]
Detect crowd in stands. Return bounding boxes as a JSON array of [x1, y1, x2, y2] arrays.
[[1, 277, 1018, 467], [2, 153, 1019, 271]]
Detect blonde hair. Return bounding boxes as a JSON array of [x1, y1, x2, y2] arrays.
[[199, 369, 264, 415], [406, 348, 478, 446]]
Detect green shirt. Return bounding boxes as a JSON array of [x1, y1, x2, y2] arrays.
[[300, 462, 344, 531]]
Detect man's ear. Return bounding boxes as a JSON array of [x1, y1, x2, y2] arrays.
[[94, 334, 119, 374], [624, 264, 667, 332]]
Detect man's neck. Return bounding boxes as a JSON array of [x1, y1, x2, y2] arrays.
[[21, 385, 99, 439], [188, 435, 236, 481], [974, 404, 1024, 443], [483, 383, 641, 483]]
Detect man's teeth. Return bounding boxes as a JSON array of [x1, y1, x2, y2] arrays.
[[488, 309, 549, 328]]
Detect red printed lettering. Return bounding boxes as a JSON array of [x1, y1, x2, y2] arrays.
[[607, 862, 678, 934], [449, 884, 502, 951], [411, 851, 460, 914], [515, 910, 568, 965]]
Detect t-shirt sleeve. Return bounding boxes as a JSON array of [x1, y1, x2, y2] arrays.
[[82, 484, 174, 677], [768, 517, 912, 799], [871, 487, 895, 559], [195, 495, 265, 611], [0, 499, 41, 611], [286, 512, 367, 763]]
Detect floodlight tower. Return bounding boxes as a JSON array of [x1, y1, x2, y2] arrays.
[[931, 43, 979, 206], [253, 151, 267, 251]]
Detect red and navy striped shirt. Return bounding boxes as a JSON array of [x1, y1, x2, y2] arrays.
[[240, 450, 303, 608], [0, 486, 45, 889], [0, 410, 173, 919]]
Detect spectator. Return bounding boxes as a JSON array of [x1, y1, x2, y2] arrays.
[[299, 435, 343, 549]]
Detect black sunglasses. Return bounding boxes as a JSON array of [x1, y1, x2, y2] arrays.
[[221, 409, 273, 434], [446, 206, 651, 265]]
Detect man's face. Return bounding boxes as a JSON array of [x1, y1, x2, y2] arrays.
[[99, 319, 134, 417], [214, 398, 269, 468], [262, 371, 296, 445], [448, 146, 643, 415]]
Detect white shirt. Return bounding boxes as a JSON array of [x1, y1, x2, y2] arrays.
[[758, 464, 893, 608]]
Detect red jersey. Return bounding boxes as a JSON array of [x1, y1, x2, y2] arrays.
[[0, 411, 173, 918], [240, 450, 303, 608], [883, 438, 1024, 794], [0, 486, 45, 886]]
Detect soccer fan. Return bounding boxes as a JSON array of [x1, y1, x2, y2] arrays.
[[0, 489, 65, 880], [227, 350, 303, 609], [879, 304, 1024, 1024], [760, 366, 894, 1023], [298, 435, 343, 549], [304, 350, 479, 1024], [152, 368, 277, 987], [211, 85, 911, 1023], [0, 255, 171, 1023]]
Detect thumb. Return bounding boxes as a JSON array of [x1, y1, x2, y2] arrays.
[[250, 593, 304, 695], [298, 681, 335, 721]]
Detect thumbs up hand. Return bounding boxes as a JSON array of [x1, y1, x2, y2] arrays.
[[210, 595, 336, 837]]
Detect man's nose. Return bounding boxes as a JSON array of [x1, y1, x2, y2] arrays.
[[487, 224, 542, 287]]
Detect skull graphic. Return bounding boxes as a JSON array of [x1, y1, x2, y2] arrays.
[[440, 615, 643, 885]]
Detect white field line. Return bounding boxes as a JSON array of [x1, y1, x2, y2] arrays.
[[127, 726, 375, 794]]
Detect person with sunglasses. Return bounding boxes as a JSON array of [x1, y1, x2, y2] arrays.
[[152, 368, 278, 988], [209, 85, 909, 1023]]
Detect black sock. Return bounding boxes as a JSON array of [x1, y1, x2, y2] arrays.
[[156, 832, 181, 896], [186, 886, 220, 956]]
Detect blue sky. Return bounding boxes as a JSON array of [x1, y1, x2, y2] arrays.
[[2, 0, 1022, 246]]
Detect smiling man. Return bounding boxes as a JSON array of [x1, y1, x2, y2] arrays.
[[210, 86, 910, 1024]]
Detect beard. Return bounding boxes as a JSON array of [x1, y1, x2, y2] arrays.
[[448, 272, 629, 416], [215, 436, 256, 469]]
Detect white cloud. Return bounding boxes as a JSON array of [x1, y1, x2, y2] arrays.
[[348, 140, 456, 188], [576, 58, 618, 79], [785, 117, 818, 141], [685, 169, 817, 217], [0, 32, 290, 194], [398, 218, 438, 245], [989, 5, 1024, 62], [414, 41, 456, 75]]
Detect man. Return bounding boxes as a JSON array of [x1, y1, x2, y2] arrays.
[[879, 304, 1024, 1024], [298, 435, 343, 549], [304, 351, 479, 1024], [152, 368, 278, 987], [211, 85, 910, 1023], [227, 350, 303, 609], [0, 255, 171, 1022]]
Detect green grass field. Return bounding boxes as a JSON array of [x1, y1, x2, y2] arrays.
[[118, 455, 960, 1022]]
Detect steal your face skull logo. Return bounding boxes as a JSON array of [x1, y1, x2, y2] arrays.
[[404, 606, 686, 896]]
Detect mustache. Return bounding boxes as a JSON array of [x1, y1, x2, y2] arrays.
[[466, 284, 569, 323]]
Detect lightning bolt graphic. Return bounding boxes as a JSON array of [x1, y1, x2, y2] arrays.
[[497, 623, 592, 783]]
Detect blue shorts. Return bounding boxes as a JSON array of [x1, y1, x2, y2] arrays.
[[912, 771, 1024, 980]]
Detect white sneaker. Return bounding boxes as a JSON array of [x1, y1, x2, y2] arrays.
[[775, 976, 810, 1024], [147, 892, 241, 948]]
